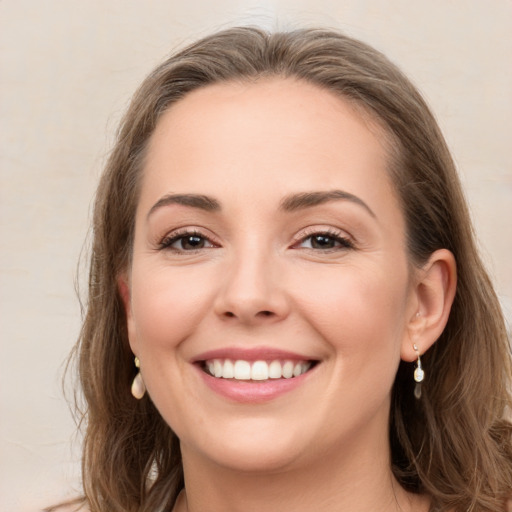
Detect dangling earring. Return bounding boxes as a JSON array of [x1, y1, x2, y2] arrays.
[[413, 344, 424, 399], [131, 356, 146, 399]]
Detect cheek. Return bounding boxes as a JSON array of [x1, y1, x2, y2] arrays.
[[294, 263, 409, 372], [128, 263, 215, 353], [127, 263, 218, 430]]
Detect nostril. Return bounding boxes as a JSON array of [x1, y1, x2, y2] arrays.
[[220, 309, 279, 321]]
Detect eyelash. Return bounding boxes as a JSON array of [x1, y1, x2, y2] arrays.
[[158, 228, 354, 253], [158, 229, 217, 252], [293, 228, 354, 252]]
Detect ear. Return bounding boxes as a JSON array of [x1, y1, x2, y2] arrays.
[[401, 249, 457, 361], [118, 273, 138, 354]]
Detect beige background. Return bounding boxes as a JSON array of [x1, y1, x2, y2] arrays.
[[1, 1, 511, 510]]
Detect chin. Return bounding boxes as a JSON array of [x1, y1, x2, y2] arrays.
[[202, 442, 302, 474], [180, 416, 312, 473]]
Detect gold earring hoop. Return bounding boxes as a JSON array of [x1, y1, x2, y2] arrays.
[[131, 356, 146, 399], [413, 344, 424, 399]]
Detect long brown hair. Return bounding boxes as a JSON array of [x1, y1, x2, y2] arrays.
[[68, 27, 512, 511]]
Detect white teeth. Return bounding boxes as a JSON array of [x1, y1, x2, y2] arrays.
[[233, 360, 251, 380], [268, 360, 282, 379], [205, 359, 313, 380], [251, 360, 269, 380], [282, 361, 294, 379], [213, 359, 223, 378], [223, 359, 234, 379]]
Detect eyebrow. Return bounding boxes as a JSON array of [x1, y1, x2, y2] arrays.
[[280, 190, 376, 218], [147, 189, 376, 219], [147, 193, 220, 219]]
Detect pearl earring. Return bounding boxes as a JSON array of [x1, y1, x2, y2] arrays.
[[413, 344, 424, 399], [131, 356, 146, 399]]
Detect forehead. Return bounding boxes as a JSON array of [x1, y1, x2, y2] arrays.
[[148, 77, 391, 159], [140, 78, 401, 222]]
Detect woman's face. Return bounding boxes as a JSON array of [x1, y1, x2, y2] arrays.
[[124, 79, 418, 472]]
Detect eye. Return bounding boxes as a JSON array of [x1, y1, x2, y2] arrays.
[[159, 230, 216, 252], [296, 231, 354, 251]]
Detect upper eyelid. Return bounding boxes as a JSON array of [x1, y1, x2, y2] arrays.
[[158, 227, 220, 248], [156, 225, 354, 247], [291, 226, 356, 249], [293, 225, 352, 241], [161, 226, 216, 240]]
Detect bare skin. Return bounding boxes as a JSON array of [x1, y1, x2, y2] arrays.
[[172, 442, 432, 512], [122, 78, 456, 512]]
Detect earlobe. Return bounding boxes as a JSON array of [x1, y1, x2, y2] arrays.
[[118, 274, 138, 353], [401, 249, 457, 362], [118, 274, 131, 317]]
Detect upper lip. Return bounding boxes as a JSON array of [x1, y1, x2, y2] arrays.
[[191, 346, 318, 363]]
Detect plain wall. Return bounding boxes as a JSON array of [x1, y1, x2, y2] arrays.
[[1, 1, 511, 510]]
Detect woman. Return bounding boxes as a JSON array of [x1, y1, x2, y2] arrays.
[[57, 27, 512, 511]]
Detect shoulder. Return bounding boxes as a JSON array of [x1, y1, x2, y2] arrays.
[[43, 498, 89, 512]]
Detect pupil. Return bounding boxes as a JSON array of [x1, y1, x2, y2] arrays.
[[183, 236, 204, 249], [312, 235, 334, 248]]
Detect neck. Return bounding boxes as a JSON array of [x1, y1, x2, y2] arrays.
[[175, 419, 428, 512]]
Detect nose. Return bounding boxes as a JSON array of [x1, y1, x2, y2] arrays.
[[213, 247, 290, 325]]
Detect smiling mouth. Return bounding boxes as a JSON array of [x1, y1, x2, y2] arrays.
[[201, 359, 317, 381]]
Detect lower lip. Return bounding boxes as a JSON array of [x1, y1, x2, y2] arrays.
[[195, 365, 315, 403]]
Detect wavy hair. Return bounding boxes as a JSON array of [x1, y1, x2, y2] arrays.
[[63, 27, 512, 512]]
